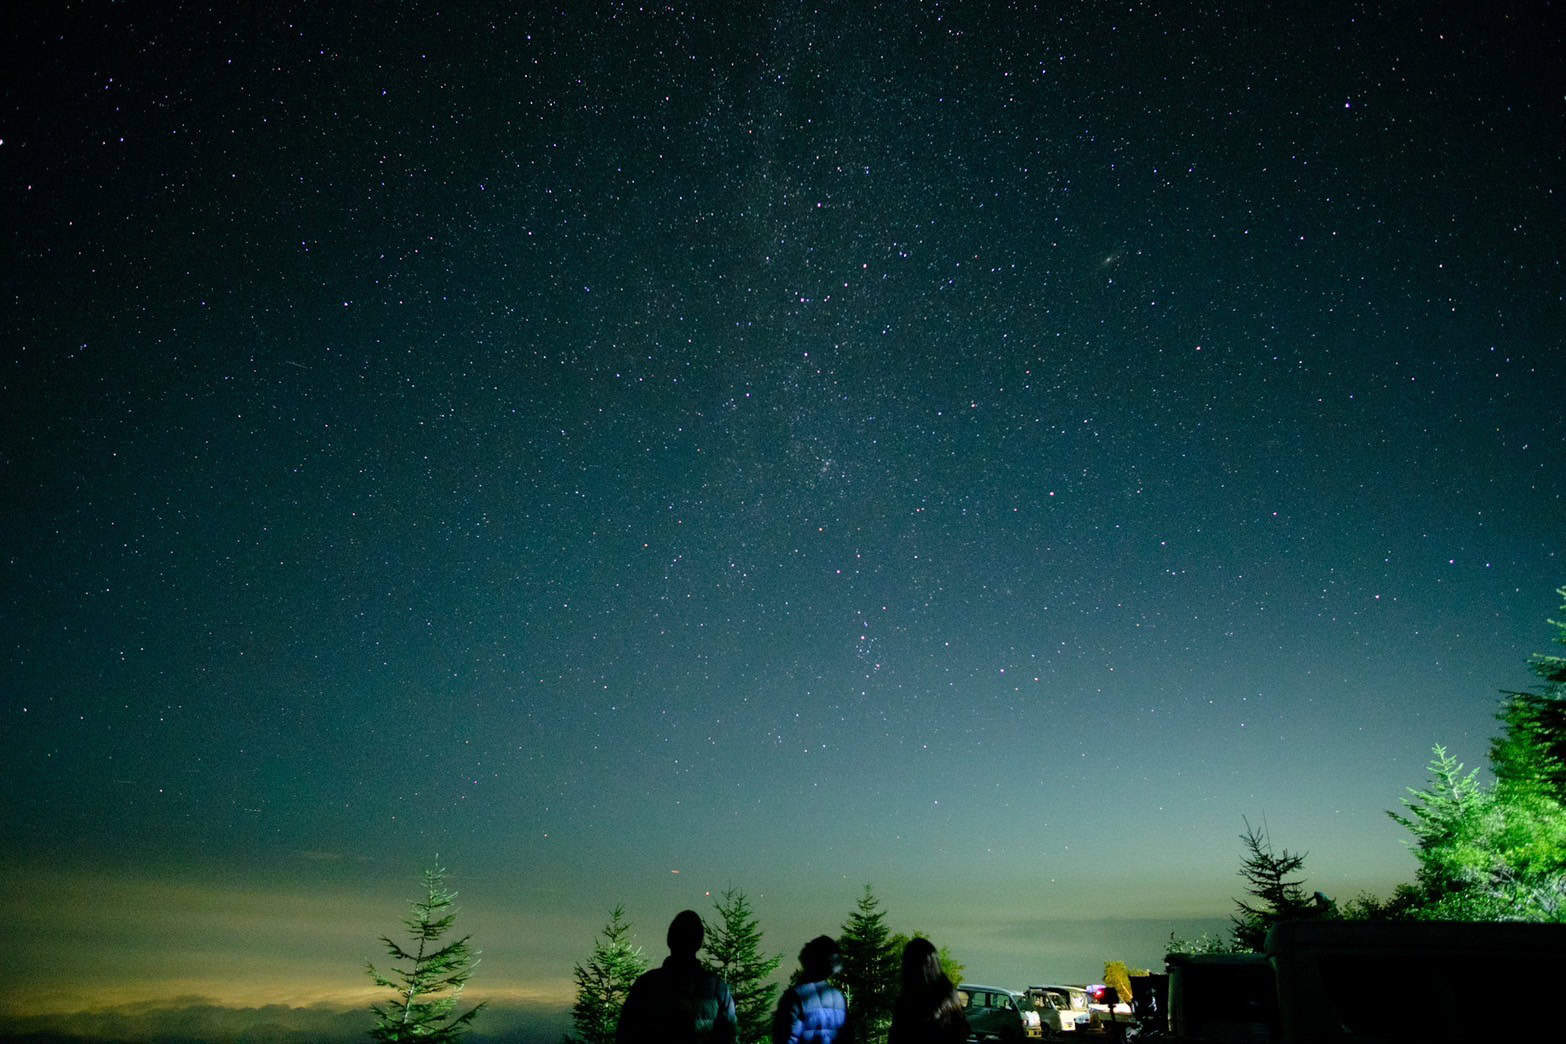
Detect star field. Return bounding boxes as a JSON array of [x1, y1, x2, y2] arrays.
[[2, 1, 1561, 1038]]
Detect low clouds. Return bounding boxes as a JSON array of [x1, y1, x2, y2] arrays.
[[0, 1000, 367, 1043], [0, 1000, 566, 1043]]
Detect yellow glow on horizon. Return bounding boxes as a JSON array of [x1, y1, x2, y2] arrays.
[[7, 980, 575, 1019], [2, 862, 576, 1019]]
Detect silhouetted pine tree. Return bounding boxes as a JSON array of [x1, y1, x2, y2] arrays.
[[1230, 820, 1315, 951], [367, 864, 484, 1043], [567, 905, 647, 1044], [702, 888, 781, 1044]]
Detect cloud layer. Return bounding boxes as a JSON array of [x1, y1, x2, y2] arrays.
[[0, 1000, 568, 1043]]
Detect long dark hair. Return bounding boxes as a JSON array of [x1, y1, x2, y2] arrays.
[[899, 938, 945, 993], [895, 937, 964, 1026]]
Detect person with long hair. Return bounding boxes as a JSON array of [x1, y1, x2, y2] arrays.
[[887, 937, 969, 1044]]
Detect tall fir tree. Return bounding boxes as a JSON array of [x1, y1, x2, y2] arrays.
[[838, 885, 899, 1043], [567, 905, 647, 1044], [1230, 819, 1315, 951], [1492, 588, 1566, 800], [702, 888, 782, 1044], [366, 864, 485, 1043], [1388, 744, 1495, 910], [1384, 590, 1566, 922], [1390, 744, 1566, 921], [1484, 587, 1566, 919]]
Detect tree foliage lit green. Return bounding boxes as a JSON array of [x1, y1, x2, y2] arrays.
[[366, 864, 485, 1043], [702, 888, 781, 1044], [567, 905, 648, 1044], [1167, 587, 1566, 960], [1385, 587, 1566, 922], [1493, 588, 1566, 799], [838, 885, 899, 1044], [827, 886, 968, 1043]]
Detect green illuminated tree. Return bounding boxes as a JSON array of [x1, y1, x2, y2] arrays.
[[1384, 590, 1566, 922], [702, 888, 781, 1044], [1478, 588, 1566, 918], [838, 885, 899, 1043], [567, 905, 647, 1044], [367, 864, 484, 1043], [1492, 588, 1566, 800], [1391, 743, 1566, 921], [1389, 745, 1495, 911]]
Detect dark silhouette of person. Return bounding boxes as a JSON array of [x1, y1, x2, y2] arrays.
[[617, 909, 738, 1044], [772, 934, 852, 1044], [1100, 985, 1127, 1042], [887, 937, 969, 1044]]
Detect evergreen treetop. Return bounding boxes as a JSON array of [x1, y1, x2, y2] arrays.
[[1230, 819, 1315, 951], [702, 888, 782, 1044], [366, 864, 485, 1043], [1492, 588, 1566, 800], [1381, 586, 1566, 922], [567, 905, 647, 1044], [838, 884, 899, 1042]]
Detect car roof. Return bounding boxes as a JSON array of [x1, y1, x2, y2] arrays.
[[958, 983, 1013, 994]]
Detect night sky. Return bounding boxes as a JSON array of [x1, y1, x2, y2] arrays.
[[3, 1, 1562, 1040]]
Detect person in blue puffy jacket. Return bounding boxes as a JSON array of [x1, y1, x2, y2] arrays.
[[772, 934, 852, 1044]]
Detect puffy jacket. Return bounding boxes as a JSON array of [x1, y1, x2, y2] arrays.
[[773, 980, 850, 1044], [617, 956, 737, 1044]]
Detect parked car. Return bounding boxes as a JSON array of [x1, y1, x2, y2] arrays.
[[1023, 985, 1095, 1036], [1009, 989, 1043, 1038], [958, 983, 1028, 1042]]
